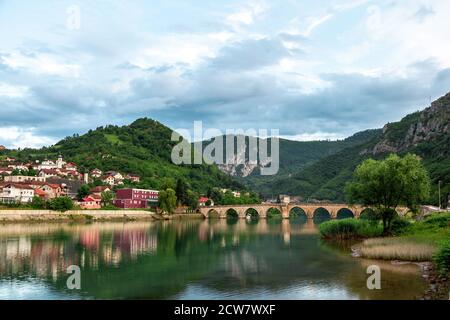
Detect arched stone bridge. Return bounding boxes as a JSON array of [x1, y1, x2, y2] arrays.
[[199, 203, 409, 220]]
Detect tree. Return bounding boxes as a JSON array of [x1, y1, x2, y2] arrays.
[[77, 184, 91, 201], [346, 154, 430, 233], [185, 190, 199, 210], [158, 188, 177, 214], [48, 197, 74, 212], [175, 178, 189, 205], [207, 187, 223, 205], [101, 190, 114, 207], [30, 196, 46, 209]]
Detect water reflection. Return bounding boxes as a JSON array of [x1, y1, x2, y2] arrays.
[[0, 219, 426, 300]]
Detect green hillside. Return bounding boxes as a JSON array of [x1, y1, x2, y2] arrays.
[[2, 118, 244, 194], [253, 93, 450, 205]]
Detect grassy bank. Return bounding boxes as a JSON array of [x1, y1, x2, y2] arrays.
[[319, 219, 383, 240], [319, 212, 450, 273]]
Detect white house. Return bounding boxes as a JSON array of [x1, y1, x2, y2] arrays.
[[0, 184, 35, 203]]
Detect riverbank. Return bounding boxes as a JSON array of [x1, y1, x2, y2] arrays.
[[0, 209, 155, 223], [320, 212, 450, 300]]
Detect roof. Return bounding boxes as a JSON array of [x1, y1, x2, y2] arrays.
[[199, 197, 210, 203], [34, 189, 47, 196], [91, 186, 110, 193], [4, 183, 34, 190]]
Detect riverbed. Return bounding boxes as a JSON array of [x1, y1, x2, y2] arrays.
[[0, 219, 427, 300]]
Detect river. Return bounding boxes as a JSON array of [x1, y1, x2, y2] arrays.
[[0, 218, 427, 300]]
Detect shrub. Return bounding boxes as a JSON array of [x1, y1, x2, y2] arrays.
[[48, 197, 74, 212], [390, 217, 412, 234], [433, 240, 450, 275], [319, 219, 383, 240], [423, 213, 450, 228]]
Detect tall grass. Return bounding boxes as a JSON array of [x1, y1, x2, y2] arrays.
[[433, 240, 450, 274], [358, 238, 437, 261], [319, 219, 383, 240]]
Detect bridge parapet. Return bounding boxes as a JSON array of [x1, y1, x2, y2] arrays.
[[199, 203, 409, 220]]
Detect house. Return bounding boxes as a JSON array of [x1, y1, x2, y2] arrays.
[[79, 195, 102, 209], [39, 183, 62, 199], [102, 175, 115, 186], [38, 159, 58, 170], [0, 183, 34, 203], [90, 169, 103, 178], [55, 155, 66, 169], [34, 188, 47, 199], [0, 167, 13, 175], [106, 171, 124, 181], [113, 188, 159, 209], [64, 162, 78, 172], [47, 178, 83, 199], [90, 186, 111, 197], [125, 174, 140, 183], [38, 169, 59, 179], [199, 197, 214, 207], [278, 195, 291, 204], [5, 157, 16, 162], [4, 176, 46, 183], [7, 163, 29, 171]]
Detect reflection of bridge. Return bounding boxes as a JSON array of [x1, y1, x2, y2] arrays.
[[199, 204, 409, 219]]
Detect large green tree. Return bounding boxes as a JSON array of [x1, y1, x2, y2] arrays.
[[158, 188, 177, 214], [346, 153, 430, 232]]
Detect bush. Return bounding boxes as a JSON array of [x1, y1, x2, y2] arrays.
[[48, 197, 74, 212], [390, 217, 412, 234], [423, 213, 450, 228], [433, 240, 450, 275], [319, 219, 383, 240]]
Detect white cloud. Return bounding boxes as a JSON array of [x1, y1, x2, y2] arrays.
[[0, 127, 56, 149], [0, 83, 28, 98], [225, 1, 268, 31]]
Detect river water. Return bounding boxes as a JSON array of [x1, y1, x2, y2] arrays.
[[0, 219, 427, 300]]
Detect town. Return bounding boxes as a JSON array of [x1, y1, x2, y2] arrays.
[[0, 155, 236, 211]]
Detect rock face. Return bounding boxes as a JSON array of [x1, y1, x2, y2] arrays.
[[0, 145, 6, 151], [371, 93, 450, 155]]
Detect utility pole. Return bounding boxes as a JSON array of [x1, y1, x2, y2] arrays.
[[438, 180, 442, 210]]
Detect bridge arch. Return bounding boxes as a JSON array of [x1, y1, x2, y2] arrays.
[[336, 208, 355, 219], [207, 209, 220, 219], [289, 207, 308, 221], [313, 207, 331, 223], [360, 208, 378, 221], [245, 208, 260, 220], [225, 208, 239, 219], [266, 207, 283, 220]]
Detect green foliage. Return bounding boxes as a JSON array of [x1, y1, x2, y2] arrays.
[[175, 178, 189, 205], [346, 154, 430, 232], [30, 196, 46, 209], [77, 184, 91, 201], [101, 190, 114, 207], [319, 219, 384, 240], [158, 188, 177, 214], [390, 216, 412, 234], [48, 197, 74, 212], [267, 208, 282, 219], [185, 190, 199, 210], [433, 240, 450, 275]]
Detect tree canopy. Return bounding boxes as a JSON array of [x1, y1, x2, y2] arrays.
[[346, 153, 430, 231]]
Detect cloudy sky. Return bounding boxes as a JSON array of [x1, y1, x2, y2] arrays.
[[1, 0, 450, 148]]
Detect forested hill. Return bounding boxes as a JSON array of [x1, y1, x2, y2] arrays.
[[2, 118, 244, 193], [254, 92, 450, 205]]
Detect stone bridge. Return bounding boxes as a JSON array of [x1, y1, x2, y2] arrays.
[[199, 203, 410, 220]]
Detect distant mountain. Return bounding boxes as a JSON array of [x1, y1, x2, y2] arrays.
[[252, 92, 450, 204], [210, 130, 381, 197], [1, 118, 244, 194]]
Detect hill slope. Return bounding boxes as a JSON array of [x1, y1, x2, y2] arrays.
[[2, 118, 244, 193], [255, 92, 450, 204]]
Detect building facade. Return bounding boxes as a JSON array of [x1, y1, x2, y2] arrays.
[[113, 188, 159, 209]]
